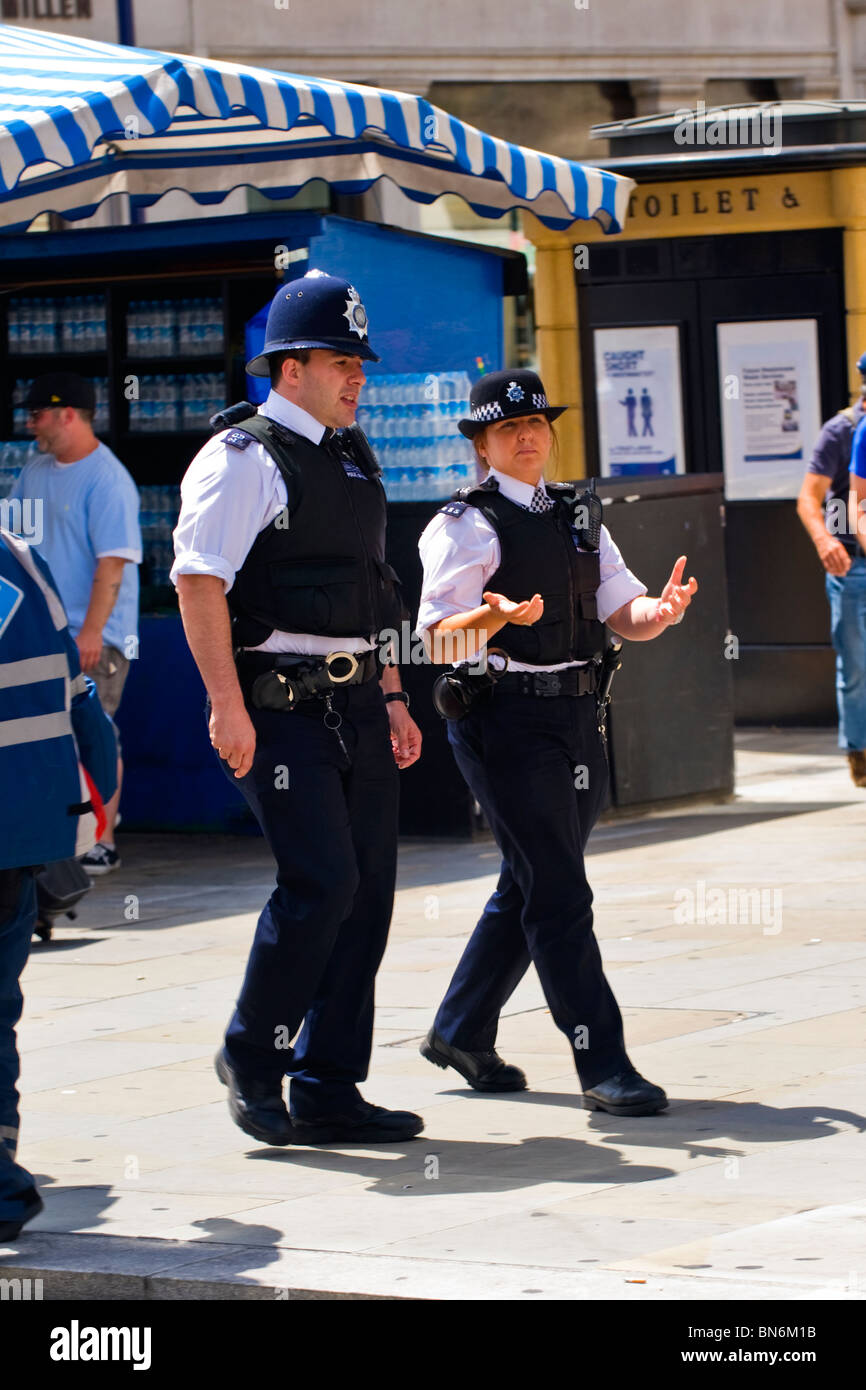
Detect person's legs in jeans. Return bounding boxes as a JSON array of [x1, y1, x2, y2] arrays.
[[826, 559, 866, 752], [0, 868, 43, 1229]]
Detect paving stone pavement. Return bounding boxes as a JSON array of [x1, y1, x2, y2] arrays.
[[2, 729, 866, 1301]]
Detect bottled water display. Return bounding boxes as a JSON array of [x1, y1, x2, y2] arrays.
[[11, 376, 109, 435], [177, 299, 224, 356], [126, 299, 223, 357], [138, 484, 181, 588], [59, 297, 107, 352], [128, 373, 225, 432], [7, 298, 58, 354], [356, 371, 477, 502], [0, 440, 33, 499], [7, 296, 106, 354]]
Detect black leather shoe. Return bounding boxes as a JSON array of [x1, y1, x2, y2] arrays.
[[583, 1068, 668, 1117], [214, 1050, 294, 1146], [291, 1102, 424, 1145], [420, 1028, 527, 1093], [0, 1186, 44, 1242]]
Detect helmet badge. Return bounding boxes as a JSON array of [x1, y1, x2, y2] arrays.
[[343, 287, 369, 340]]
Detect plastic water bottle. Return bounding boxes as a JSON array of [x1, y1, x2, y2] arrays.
[[177, 300, 189, 356], [42, 300, 57, 354], [138, 304, 152, 357], [209, 299, 223, 353]]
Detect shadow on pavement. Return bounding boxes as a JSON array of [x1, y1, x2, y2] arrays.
[[244, 1135, 677, 1195]]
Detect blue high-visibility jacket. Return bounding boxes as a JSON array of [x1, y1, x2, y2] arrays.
[[0, 529, 117, 870]]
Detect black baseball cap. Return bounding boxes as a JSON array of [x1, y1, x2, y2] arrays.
[[25, 372, 96, 412]]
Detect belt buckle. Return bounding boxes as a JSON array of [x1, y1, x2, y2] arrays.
[[325, 650, 360, 684], [534, 671, 561, 697]]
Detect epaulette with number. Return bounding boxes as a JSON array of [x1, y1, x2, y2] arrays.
[[223, 429, 257, 450]]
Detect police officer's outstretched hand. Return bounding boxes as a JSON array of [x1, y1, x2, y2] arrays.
[[483, 591, 544, 626], [209, 701, 257, 780], [655, 555, 698, 625]]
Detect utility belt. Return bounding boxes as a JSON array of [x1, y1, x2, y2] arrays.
[[235, 648, 380, 712], [432, 641, 622, 737], [496, 666, 600, 698]]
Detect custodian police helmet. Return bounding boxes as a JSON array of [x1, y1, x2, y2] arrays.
[[245, 269, 381, 375]]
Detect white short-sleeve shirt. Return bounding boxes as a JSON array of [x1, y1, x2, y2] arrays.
[[171, 390, 375, 654], [417, 466, 647, 672]]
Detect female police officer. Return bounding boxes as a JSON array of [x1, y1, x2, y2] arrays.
[[416, 369, 697, 1117]]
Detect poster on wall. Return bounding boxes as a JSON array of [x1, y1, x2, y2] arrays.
[[593, 325, 686, 478], [717, 319, 822, 500]]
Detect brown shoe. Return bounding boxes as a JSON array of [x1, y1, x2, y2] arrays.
[[847, 751, 866, 787]]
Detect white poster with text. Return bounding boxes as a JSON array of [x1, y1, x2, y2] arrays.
[[594, 325, 686, 478], [717, 319, 821, 499]]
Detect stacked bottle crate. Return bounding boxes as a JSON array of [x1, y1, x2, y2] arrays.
[[127, 374, 225, 432], [11, 378, 32, 437], [138, 484, 181, 587], [355, 371, 477, 501], [7, 295, 107, 353], [126, 299, 223, 357]]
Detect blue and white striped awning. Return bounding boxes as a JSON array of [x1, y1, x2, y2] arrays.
[[0, 24, 633, 233]]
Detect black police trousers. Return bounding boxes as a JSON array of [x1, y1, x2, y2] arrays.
[[434, 686, 631, 1089], [219, 678, 398, 1119]]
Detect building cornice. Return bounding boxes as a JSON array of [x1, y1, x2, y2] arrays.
[[214, 48, 837, 88]]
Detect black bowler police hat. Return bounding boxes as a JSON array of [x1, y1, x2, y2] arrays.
[[458, 368, 567, 439], [26, 372, 96, 412], [246, 269, 381, 375]]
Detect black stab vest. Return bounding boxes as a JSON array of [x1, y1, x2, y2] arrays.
[[226, 414, 404, 647], [459, 480, 606, 666]]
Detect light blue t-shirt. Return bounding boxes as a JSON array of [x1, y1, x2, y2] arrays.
[[8, 442, 141, 653]]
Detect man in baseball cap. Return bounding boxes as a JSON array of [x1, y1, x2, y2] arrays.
[[24, 372, 97, 414]]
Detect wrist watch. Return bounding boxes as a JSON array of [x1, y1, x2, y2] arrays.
[[385, 691, 410, 708]]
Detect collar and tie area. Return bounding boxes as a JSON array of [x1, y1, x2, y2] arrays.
[[323, 428, 372, 480], [528, 484, 555, 514]]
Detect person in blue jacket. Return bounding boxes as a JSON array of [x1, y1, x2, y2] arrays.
[[0, 528, 117, 1241]]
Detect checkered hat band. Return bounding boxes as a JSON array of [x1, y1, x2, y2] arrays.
[[532, 393, 549, 409], [471, 401, 504, 422]]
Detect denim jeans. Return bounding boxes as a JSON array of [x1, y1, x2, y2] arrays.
[[826, 557, 866, 751], [0, 868, 38, 1223]]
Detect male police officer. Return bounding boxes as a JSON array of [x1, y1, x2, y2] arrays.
[[172, 271, 423, 1147]]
